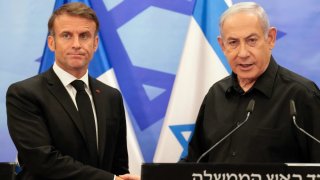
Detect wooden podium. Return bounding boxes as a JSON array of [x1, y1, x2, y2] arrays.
[[141, 163, 320, 180]]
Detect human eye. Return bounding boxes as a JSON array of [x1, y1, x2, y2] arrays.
[[79, 32, 91, 40], [61, 32, 71, 40], [226, 39, 239, 49], [246, 37, 258, 47]]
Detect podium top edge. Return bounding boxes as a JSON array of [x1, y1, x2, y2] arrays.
[[286, 163, 320, 166], [143, 163, 320, 167]]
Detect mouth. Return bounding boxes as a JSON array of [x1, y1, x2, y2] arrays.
[[68, 53, 85, 58], [238, 63, 254, 71]]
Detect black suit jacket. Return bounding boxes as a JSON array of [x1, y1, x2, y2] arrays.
[[6, 68, 129, 180]]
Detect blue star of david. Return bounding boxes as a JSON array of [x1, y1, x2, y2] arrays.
[[90, 0, 195, 130], [169, 124, 195, 158]]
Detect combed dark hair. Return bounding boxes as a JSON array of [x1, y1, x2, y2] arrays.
[[48, 2, 99, 36]]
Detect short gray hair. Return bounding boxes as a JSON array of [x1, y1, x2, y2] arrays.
[[219, 2, 270, 37]]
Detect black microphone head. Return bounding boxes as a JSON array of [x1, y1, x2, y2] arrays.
[[290, 99, 297, 116], [246, 99, 255, 113]]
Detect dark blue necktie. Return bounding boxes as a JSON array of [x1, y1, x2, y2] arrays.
[[71, 80, 98, 166]]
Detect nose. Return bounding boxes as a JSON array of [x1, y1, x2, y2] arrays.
[[72, 37, 81, 49], [237, 41, 249, 58]]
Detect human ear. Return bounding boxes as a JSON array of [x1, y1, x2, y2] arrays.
[[267, 27, 277, 49], [217, 36, 226, 52], [47, 35, 56, 52], [94, 35, 99, 52]]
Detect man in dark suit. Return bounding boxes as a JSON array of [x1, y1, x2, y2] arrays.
[[6, 2, 139, 180]]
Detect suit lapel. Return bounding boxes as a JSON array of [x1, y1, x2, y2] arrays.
[[44, 68, 87, 142], [89, 77, 107, 165]]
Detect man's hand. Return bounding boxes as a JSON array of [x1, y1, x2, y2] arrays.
[[115, 176, 124, 180], [119, 174, 141, 180]]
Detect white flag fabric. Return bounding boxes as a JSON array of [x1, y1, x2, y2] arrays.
[[154, 0, 231, 162]]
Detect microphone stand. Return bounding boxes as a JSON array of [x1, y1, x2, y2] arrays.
[[196, 99, 255, 163]]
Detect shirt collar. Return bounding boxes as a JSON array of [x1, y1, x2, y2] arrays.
[[224, 56, 278, 98], [53, 62, 89, 88], [252, 56, 278, 98]]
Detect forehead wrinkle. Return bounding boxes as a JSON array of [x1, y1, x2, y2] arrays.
[[53, 14, 96, 34], [225, 32, 260, 41]]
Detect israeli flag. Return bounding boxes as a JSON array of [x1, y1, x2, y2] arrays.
[[154, 0, 231, 162], [39, 0, 143, 174]]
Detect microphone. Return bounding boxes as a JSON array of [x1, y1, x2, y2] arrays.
[[196, 99, 255, 163], [290, 100, 320, 144]]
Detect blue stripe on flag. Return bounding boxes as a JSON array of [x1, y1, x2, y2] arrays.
[[193, 0, 231, 73]]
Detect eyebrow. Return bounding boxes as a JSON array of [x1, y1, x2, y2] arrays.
[[59, 29, 92, 34], [226, 33, 259, 40]]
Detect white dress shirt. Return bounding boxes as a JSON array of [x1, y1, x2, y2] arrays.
[[53, 63, 99, 149]]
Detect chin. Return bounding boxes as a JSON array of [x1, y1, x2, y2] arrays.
[[237, 73, 257, 81], [68, 62, 87, 69]]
